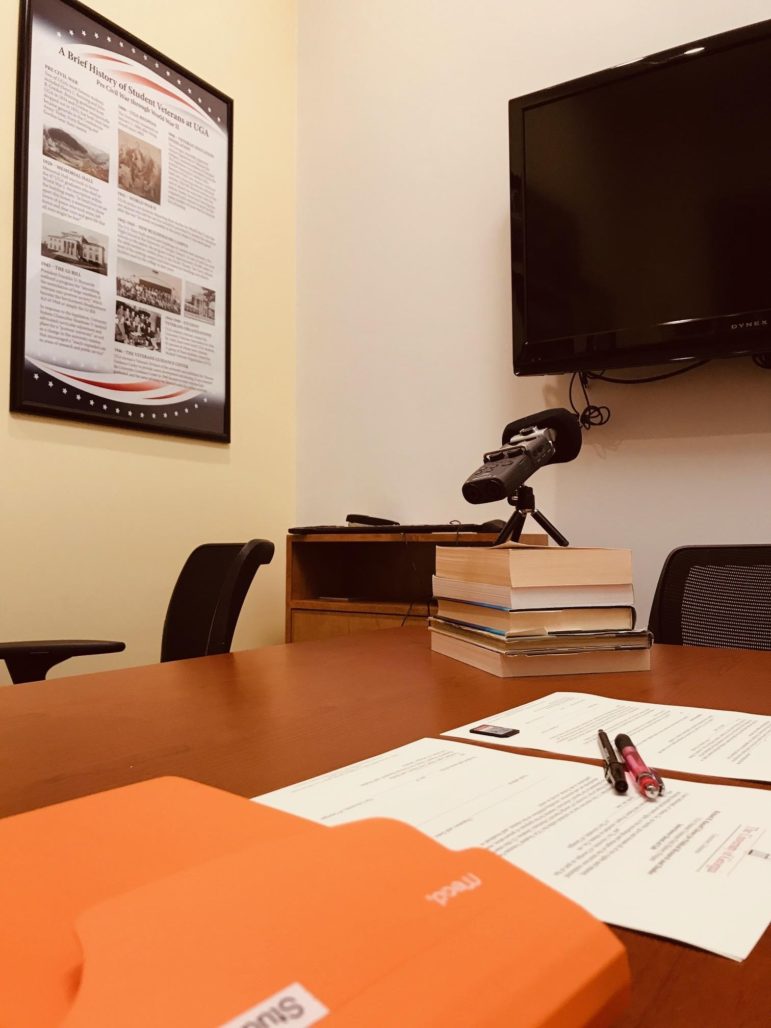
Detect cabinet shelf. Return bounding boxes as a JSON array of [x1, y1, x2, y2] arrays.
[[285, 531, 545, 642], [290, 598, 435, 615]]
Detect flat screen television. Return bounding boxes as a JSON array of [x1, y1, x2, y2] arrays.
[[509, 19, 771, 375]]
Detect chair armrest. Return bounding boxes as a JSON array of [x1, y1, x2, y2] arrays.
[[0, 640, 126, 684]]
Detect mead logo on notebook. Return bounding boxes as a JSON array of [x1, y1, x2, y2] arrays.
[[425, 872, 482, 906], [219, 982, 329, 1028]]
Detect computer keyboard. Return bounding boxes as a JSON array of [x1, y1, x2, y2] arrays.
[[288, 522, 504, 534]]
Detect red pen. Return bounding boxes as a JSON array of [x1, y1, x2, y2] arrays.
[[614, 733, 662, 799]]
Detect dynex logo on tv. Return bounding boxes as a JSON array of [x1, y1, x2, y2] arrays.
[[730, 319, 768, 330]]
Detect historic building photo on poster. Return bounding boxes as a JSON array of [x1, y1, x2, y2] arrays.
[[11, 0, 232, 441]]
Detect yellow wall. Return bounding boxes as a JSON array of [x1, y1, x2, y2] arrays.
[[0, 0, 297, 682]]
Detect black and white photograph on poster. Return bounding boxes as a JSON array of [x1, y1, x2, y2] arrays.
[[115, 300, 162, 351], [117, 257, 181, 314], [184, 281, 215, 325], [11, 0, 232, 441], [43, 124, 109, 182], [41, 211, 108, 275], [118, 129, 162, 205]]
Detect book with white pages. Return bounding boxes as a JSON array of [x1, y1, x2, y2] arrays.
[[432, 575, 635, 610]]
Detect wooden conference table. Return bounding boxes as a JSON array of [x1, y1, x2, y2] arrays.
[[1, 627, 769, 1026]]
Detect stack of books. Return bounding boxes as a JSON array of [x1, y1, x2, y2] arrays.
[[430, 544, 650, 677]]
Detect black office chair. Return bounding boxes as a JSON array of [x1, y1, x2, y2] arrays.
[[649, 545, 771, 651], [160, 539, 275, 662], [0, 539, 275, 683]]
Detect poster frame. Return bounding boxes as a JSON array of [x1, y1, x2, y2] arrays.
[[10, 0, 233, 442]]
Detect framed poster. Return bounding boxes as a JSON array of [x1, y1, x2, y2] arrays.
[[11, 0, 232, 441]]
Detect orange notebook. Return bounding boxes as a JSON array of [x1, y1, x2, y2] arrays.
[[0, 777, 320, 1027], [0, 779, 630, 1027]]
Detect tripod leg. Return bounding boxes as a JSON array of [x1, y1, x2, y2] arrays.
[[530, 509, 570, 547], [494, 510, 528, 546]]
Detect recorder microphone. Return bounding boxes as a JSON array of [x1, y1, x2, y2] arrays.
[[462, 409, 581, 505]]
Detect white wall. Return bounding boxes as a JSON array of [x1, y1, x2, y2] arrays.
[[0, 1, 296, 682], [297, 0, 771, 622]]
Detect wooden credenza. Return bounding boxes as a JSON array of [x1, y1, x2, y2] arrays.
[[285, 530, 544, 642]]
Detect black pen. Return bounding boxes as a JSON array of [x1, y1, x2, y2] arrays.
[[598, 729, 628, 793]]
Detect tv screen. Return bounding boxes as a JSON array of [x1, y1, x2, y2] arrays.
[[509, 20, 771, 375]]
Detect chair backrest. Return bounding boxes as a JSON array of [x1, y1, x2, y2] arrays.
[[160, 540, 275, 663], [649, 545, 771, 650]]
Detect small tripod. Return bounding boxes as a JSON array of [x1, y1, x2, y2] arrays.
[[493, 485, 570, 547]]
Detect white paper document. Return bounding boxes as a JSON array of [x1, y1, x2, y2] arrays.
[[255, 738, 771, 960], [443, 692, 771, 782]]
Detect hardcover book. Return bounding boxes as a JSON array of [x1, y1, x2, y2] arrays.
[[435, 544, 632, 587], [430, 629, 651, 678]]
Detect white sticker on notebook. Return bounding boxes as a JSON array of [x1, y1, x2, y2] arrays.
[[219, 982, 329, 1028]]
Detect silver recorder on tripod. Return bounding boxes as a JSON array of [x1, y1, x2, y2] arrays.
[[462, 409, 582, 546]]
